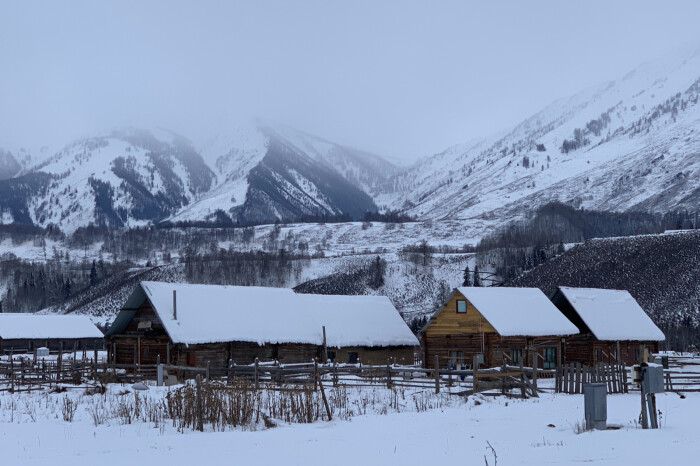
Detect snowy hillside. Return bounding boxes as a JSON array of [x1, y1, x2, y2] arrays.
[[378, 46, 700, 224], [0, 128, 215, 232], [171, 122, 397, 225], [511, 229, 700, 349]]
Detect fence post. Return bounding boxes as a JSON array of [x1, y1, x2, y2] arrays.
[[195, 374, 204, 432], [254, 357, 259, 390], [519, 356, 526, 398], [206, 360, 210, 383], [434, 355, 440, 394], [473, 355, 479, 393], [111, 342, 116, 370], [157, 364, 164, 386], [531, 348, 538, 392], [313, 359, 319, 392], [386, 359, 392, 389], [227, 359, 232, 385], [9, 348, 14, 392]]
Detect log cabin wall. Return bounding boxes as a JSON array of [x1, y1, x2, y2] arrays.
[[169, 342, 322, 367], [564, 334, 659, 365], [329, 346, 415, 365], [422, 290, 497, 369], [107, 300, 171, 365]]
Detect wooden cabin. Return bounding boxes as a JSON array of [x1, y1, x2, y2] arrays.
[[0, 313, 104, 354], [550, 287, 664, 365], [106, 281, 418, 368], [422, 287, 579, 369]]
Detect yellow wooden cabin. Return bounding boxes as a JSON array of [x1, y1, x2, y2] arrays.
[[422, 287, 579, 369]]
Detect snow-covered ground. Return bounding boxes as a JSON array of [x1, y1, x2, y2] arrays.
[[1, 383, 696, 465]]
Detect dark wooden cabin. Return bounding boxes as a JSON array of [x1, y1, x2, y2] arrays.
[[422, 287, 579, 369], [106, 281, 418, 368], [0, 313, 104, 354], [550, 287, 664, 365]]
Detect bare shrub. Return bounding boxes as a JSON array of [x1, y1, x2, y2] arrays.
[[61, 396, 79, 422]]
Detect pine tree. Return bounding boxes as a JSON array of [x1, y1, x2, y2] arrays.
[[369, 256, 385, 289], [90, 260, 98, 286], [473, 265, 482, 287], [63, 278, 72, 299], [462, 266, 471, 286]]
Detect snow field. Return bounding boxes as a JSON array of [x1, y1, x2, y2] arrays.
[[1, 381, 698, 465]]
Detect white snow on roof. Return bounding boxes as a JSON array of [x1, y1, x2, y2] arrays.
[[0, 314, 103, 340], [557, 287, 665, 341], [456, 287, 579, 337], [296, 293, 419, 347], [140, 282, 418, 347]]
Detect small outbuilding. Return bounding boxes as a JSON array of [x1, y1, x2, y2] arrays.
[[550, 287, 665, 365], [0, 313, 104, 354], [106, 281, 418, 368], [422, 287, 579, 369]]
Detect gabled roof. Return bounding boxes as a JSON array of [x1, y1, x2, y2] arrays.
[[109, 281, 419, 347], [554, 287, 665, 341], [0, 313, 103, 340], [455, 287, 579, 337]]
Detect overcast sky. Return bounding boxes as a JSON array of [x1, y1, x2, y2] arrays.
[[2, 1, 700, 162]]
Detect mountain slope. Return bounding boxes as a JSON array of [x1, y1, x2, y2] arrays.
[[169, 123, 395, 224], [378, 47, 700, 224], [510, 230, 700, 349], [0, 128, 215, 232], [0, 149, 21, 180]]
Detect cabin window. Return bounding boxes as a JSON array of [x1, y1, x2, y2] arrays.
[[456, 300, 467, 313], [510, 348, 522, 365], [187, 353, 196, 366], [634, 347, 641, 362], [543, 347, 556, 369], [347, 352, 359, 364], [327, 351, 336, 363], [448, 351, 463, 368], [595, 348, 603, 362]]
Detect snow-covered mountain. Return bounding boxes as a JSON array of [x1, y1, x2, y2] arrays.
[[170, 122, 397, 224], [0, 128, 215, 231], [377, 46, 700, 224], [0, 124, 397, 231]]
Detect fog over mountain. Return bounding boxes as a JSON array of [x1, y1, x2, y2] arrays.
[[2, 1, 700, 162]]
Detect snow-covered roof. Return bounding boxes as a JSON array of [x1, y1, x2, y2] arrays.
[[456, 287, 579, 337], [296, 293, 419, 347], [556, 287, 665, 341], [127, 281, 418, 347], [0, 314, 103, 340]]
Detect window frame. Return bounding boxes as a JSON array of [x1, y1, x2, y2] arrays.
[[456, 299, 467, 314], [510, 348, 522, 365], [543, 347, 556, 369]]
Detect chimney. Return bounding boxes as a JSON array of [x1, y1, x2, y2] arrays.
[[173, 289, 177, 320]]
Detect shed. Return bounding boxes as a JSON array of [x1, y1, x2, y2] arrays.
[[0, 313, 104, 354], [422, 287, 579, 369], [106, 281, 418, 368], [551, 287, 665, 365]]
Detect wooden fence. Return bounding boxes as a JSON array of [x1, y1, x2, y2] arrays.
[[555, 363, 628, 394], [4, 353, 700, 396], [1, 355, 546, 397]]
